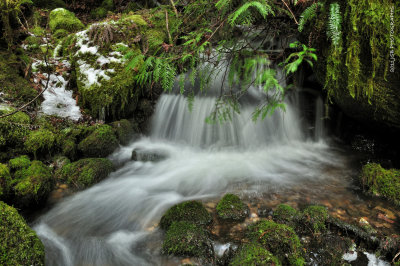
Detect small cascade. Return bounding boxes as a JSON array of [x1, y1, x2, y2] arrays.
[[315, 96, 325, 141]]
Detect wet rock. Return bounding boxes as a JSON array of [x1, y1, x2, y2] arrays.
[[248, 220, 304, 265], [229, 243, 280, 266], [257, 205, 272, 218], [162, 221, 214, 261], [0, 201, 45, 265], [216, 194, 249, 222], [111, 119, 135, 145], [131, 149, 167, 162], [78, 125, 119, 158], [160, 201, 212, 230], [56, 158, 114, 190]]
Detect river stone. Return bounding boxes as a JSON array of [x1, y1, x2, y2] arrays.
[[131, 149, 167, 162]]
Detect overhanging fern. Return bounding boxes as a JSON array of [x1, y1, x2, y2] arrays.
[[327, 3, 342, 47], [298, 3, 323, 32], [229, 1, 274, 26]]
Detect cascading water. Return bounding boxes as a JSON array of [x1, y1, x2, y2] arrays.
[[33, 55, 342, 265]]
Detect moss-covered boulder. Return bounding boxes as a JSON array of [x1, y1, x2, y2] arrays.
[[0, 106, 31, 149], [160, 201, 212, 230], [24, 129, 57, 158], [0, 201, 45, 265], [248, 220, 304, 265], [230, 243, 281, 266], [49, 8, 84, 33], [273, 204, 298, 225], [301, 205, 329, 233], [78, 125, 119, 158], [0, 164, 12, 198], [162, 221, 214, 259], [57, 158, 114, 190], [360, 163, 400, 204], [12, 160, 53, 207], [8, 155, 31, 171], [111, 119, 134, 145], [216, 194, 249, 222]]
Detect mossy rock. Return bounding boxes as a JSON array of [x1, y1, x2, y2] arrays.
[[301, 205, 329, 233], [360, 163, 400, 204], [78, 125, 119, 158], [49, 8, 84, 33], [160, 200, 212, 230], [12, 160, 53, 207], [24, 129, 57, 158], [162, 221, 214, 259], [0, 107, 31, 149], [8, 155, 31, 171], [111, 119, 134, 145], [57, 158, 114, 190], [0, 201, 45, 265], [216, 194, 249, 222], [272, 204, 298, 225], [230, 243, 281, 266], [0, 164, 12, 198], [248, 220, 304, 265]]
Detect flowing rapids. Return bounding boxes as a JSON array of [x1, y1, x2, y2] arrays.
[[34, 71, 346, 265]]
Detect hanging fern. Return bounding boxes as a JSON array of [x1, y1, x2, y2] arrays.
[[229, 1, 274, 26], [327, 3, 342, 47], [298, 3, 323, 32]]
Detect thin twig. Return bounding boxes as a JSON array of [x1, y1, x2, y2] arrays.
[[165, 10, 173, 44], [169, 0, 179, 16], [281, 0, 299, 25]]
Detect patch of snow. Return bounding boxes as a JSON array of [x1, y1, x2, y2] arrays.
[[214, 243, 232, 257], [96, 55, 122, 66], [363, 252, 390, 266], [343, 251, 357, 262], [77, 60, 112, 87]]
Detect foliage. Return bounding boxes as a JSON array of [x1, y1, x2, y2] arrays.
[[160, 201, 212, 230], [0, 201, 45, 265], [327, 3, 342, 47], [298, 3, 323, 32], [281, 41, 317, 75]]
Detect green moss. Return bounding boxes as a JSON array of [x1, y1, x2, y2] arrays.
[[301, 205, 329, 233], [25, 35, 40, 46], [53, 29, 69, 40], [62, 138, 77, 160], [31, 26, 46, 36], [230, 243, 281, 266], [0, 164, 12, 198], [0, 201, 45, 265], [8, 155, 31, 171], [110, 119, 134, 145], [160, 201, 212, 230], [57, 158, 114, 190], [360, 163, 400, 204], [0, 107, 31, 149], [49, 8, 84, 33], [25, 129, 57, 159], [122, 14, 148, 27], [0, 51, 37, 106], [248, 220, 304, 265], [91, 7, 108, 19], [273, 204, 298, 224], [78, 125, 119, 158], [216, 193, 249, 221], [162, 221, 213, 258], [12, 160, 53, 207]]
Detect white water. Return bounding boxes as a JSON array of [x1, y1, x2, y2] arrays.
[[34, 60, 342, 265]]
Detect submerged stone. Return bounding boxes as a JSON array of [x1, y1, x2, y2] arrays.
[[162, 221, 214, 259], [216, 194, 249, 222], [57, 158, 114, 190], [160, 200, 212, 230], [78, 125, 119, 158], [0, 201, 45, 265], [131, 149, 167, 162], [360, 163, 400, 205], [230, 243, 281, 266], [248, 220, 304, 265]]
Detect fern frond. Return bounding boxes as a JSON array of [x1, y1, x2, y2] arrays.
[[229, 1, 274, 26], [298, 3, 323, 32], [327, 3, 342, 47]]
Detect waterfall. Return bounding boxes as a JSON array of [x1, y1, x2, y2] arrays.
[[315, 96, 325, 141], [33, 56, 338, 266]]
